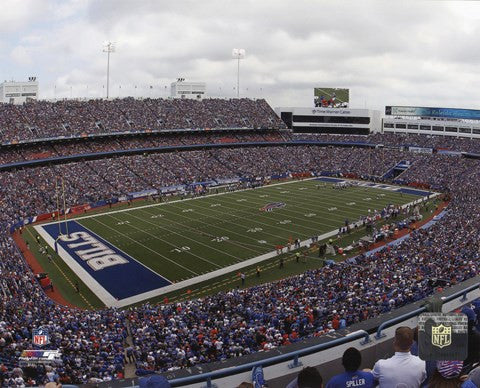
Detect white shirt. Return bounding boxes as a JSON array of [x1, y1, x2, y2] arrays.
[[372, 351, 426, 388]]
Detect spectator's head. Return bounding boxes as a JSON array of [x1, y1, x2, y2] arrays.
[[139, 374, 171, 388], [462, 306, 477, 331], [297, 367, 323, 388], [427, 361, 464, 387], [437, 360, 463, 379], [393, 326, 414, 352], [342, 347, 362, 372], [237, 383, 253, 388]]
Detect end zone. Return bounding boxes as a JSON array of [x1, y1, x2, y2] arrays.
[[34, 220, 171, 307]]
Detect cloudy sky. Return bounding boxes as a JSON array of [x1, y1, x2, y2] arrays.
[[1, 0, 480, 109]]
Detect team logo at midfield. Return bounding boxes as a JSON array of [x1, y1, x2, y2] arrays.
[[432, 324, 451, 349], [260, 202, 286, 212], [32, 327, 50, 346]]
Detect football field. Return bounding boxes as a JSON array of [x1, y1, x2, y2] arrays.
[[33, 177, 431, 307]]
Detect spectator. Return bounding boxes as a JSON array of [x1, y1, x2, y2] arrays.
[[286, 366, 323, 388], [138, 374, 171, 388], [372, 327, 426, 387], [428, 361, 465, 388], [462, 306, 480, 368], [462, 366, 480, 388], [326, 347, 374, 388]]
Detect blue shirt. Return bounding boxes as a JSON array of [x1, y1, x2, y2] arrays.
[[326, 371, 375, 388]]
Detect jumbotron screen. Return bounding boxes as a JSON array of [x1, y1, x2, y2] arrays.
[[314, 87, 349, 108]]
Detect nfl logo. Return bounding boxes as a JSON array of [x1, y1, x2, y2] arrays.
[[32, 327, 49, 346], [432, 324, 452, 349]]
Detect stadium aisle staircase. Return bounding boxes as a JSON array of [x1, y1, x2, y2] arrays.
[[382, 160, 412, 180], [123, 321, 137, 379], [209, 151, 236, 173]]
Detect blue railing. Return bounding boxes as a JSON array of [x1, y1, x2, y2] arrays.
[[168, 330, 370, 387], [375, 282, 480, 339], [375, 307, 427, 340], [166, 282, 479, 387]]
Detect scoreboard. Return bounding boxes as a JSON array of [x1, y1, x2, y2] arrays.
[[275, 107, 381, 135]]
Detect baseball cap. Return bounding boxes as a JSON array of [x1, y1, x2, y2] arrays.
[[462, 306, 476, 322], [138, 374, 171, 388], [437, 360, 463, 379]]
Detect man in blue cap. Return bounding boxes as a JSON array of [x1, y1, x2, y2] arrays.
[[472, 299, 480, 331], [138, 374, 171, 388], [462, 305, 480, 367]]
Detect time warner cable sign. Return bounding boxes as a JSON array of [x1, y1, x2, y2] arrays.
[[35, 220, 171, 306]]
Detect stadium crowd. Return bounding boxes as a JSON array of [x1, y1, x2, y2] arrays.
[[0, 98, 285, 143], [0, 104, 479, 386], [0, 130, 289, 166], [293, 132, 480, 153], [0, 145, 420, 224]]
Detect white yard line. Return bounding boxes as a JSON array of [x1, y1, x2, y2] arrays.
[[206, 186, 405, 228], [40, 178, 317, 226], [110, 188, 432, 307], [136, 206, 268, 253], [35, 178, 439, 308], [88, 216, 201, 276], [105, 212, 229, 268]]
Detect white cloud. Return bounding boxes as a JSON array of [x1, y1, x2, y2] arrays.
[[10, 45, 33, 66], [2, 0, 480, 109]]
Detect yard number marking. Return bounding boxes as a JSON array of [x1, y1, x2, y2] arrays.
[[170, 246, 191, 253], [211, 236, 229, 242]]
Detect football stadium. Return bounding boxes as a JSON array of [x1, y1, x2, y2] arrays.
[[2, 2, 480, 388]]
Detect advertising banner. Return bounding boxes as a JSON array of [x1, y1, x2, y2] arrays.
[[386, 106, 480, 120]]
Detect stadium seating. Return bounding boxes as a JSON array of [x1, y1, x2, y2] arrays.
[[0, 98, 286, 143], [0, 100, 480, 386], [292, 132, 480, 153]]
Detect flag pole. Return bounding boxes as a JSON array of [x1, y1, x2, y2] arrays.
[[62, 178, 69, 238]]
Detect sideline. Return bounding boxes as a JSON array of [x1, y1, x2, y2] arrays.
[[39, 177, 317, 225], [12, 230, 80, 309], [172, 201, 449, 302], [37, 186, 436, 308]]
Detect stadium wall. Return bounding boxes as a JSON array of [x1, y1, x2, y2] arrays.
[[383, 117, 480, 139]]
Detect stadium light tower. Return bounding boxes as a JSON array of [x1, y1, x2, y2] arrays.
[[232, 48, 245, 98], [103, 41, 115, 99]]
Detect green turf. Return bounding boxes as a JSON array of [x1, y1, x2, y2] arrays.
[[137, 196, 441, 305], [22, 229, 105, 310], [75, 179, 419, 282], [26, 178, 428, 308]]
